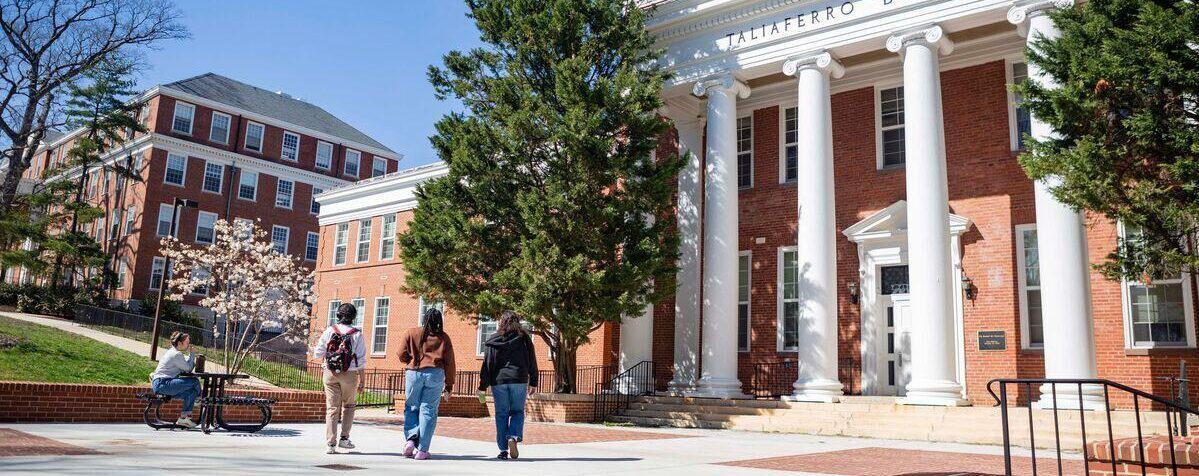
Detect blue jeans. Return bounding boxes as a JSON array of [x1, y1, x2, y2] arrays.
[[403, 368, 445, 452], [491, 383, 528, 451], [151, 377, 200, 415]]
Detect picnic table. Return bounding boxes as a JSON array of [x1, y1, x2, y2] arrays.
[[138, 371, 275, 434]]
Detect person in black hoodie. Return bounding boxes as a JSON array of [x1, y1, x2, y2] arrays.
[[478, 310, 538, 460]]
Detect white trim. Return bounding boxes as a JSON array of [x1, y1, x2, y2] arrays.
[[245, 121, 265, 153], [476, 317, 498, 356], [209, 111, 231, 144], [778, 105, 797, 184], [349, 298, 365, 329], [315, 141, 334, 170], [1118, 222, 1197, 349], [327, 300, 343, 327], [281, 130, 301, 162], [354, 218, 372, 263], [195, 211, 218, 245], [776, 245, 798, 352], [163, 152, 187, 186], [316, 161, 449, 226], [311, 187, 323, 215], [156, 203, 176, 237], [379, 214, 396, 261], [1005, 56, 1031, 152], [304, 231, 320, 262], [738, 250, 752, 352], [238, 170, 259, 202], [736, 114, 754, 190], [874, 82, 905, 171], [270, 225, 290, 255], [372, 296, 390, 355], [344, 149, 361, 178], [372, 157, 387, 178], [149, 256, 168, 290], [202, 162, 223, 194], [171, 102, 195, 135], [149, 133, 347, 189], [275, 178, 295, 209], [1014, 224, 1042, 349], [333, 222, 349, 266]]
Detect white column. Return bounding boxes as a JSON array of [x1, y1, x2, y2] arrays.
[[664, 104, 704, 395], [887, 25, 968, 407], [1009, 0, 1103, 410], [782, 52, 845, 403], [619, 302, 654, 394], [690, 72, 750, 399]]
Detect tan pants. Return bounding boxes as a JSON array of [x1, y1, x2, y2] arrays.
[[323, 369, 359, 446]]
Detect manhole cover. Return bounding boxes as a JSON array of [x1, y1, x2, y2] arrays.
[[315, 464, 366, 471]]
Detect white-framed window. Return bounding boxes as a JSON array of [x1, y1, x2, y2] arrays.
[[355, 218, 372, 263], [124, 206, 136, 236], [350, 298, 365, 328], [270, 225, 289, 254], [344, 149, 360, 177], [281, 131, 300, 162], [157, 203, 176, 237], [195, 211, 217, 245], [1008, 60, 1033, 151], [736, 116, 753, 189], [172, 102, 195, 135], [418, 297, 444, 325], [372, 297, 390, 354], [876, 85, 906, 169], [149, 256, 172, 290], [781, 107, 798, 183], [238, 170, 258, 201], [116, 259, 128, 289], [311, 187, 323, 215], [164, 153, 187, 186], [95, 217, 105, 243], [1015, 224, 1043, 349], [327, 299, 342, 326], [476, 316, 497, 356], [372, 157, 387, 178], [380, 214, 396, 260], [305, 232, 319, 262], [202, 162, 223, 194], [315, 141, 333, 170], [189, 266, 210, 296], [778, 246, 799, 351], [210, 111, 231, 144], [245, 122, 264, 153], [1120, 223, 1195, 348], [738, 251, 751, 352], [110, 211, 121, 238], [333, 222, 349, 265], [275, 179, 294, 209]]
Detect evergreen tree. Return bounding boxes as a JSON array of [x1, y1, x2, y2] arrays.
[[1018, 0, 1199, 281], [401, 0, 680, 393]]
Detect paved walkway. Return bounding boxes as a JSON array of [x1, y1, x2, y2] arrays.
[[0, 418, 1078, 475], [0, 311, 274, 388]]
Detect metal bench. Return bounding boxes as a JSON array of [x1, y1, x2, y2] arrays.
[[202, 395, 276, 433], [136, 393, 189, 430]]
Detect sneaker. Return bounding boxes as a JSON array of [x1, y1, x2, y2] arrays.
[[403, 439, 416, 458], [497, 451, 509, 460], [175, 417, 197, 429], [415, 450, 430, 460], [507, 436, 519, 459], [326, 445, 337, 454], [338, 438, 355, 450]]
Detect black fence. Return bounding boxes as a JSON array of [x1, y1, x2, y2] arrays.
[[593, 361, 656, 422]]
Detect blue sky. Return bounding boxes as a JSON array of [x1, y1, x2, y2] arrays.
[[137, 0, 483, 167]]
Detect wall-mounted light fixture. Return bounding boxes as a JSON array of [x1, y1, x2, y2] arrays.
[[961, 274, 977, 301], [848, 281, 859, 304]]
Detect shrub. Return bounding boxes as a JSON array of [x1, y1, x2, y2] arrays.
[[138, 291, 203, 329]]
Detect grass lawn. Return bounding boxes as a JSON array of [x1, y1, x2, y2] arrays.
[[0, 315, 156, 385]]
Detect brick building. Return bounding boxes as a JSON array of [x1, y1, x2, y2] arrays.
[[9, 73, 400, 321], [312, 0, 1197, 407]]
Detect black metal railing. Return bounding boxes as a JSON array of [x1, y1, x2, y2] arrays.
[[987, 378, 1199, 475], [592, 361, 656, 422], [744, 359, 799, 398]]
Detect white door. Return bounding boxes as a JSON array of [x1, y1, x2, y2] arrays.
[[877, 265, 911, 396]]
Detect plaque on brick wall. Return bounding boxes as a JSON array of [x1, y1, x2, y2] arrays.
[[977, 331, 1006, 351]]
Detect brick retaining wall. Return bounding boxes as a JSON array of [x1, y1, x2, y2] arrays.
[[396, 393, 599, 423], [0, 381, 325, 423]]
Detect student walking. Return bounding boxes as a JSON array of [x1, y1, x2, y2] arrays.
[[313, 303, 367, 454], [149, 331, 201, 429], [478, 310, 538, 460], [399, 308, 456, 460]]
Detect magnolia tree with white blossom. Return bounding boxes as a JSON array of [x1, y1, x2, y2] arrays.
[[159, 219, 315, 374]]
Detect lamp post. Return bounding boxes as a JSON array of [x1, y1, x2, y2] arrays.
[[149, 197, 199, 361]]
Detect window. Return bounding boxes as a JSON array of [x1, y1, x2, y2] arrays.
[[245, 122, 264, 152], [782, 107, 798, 183], [355, 218, 372, 262], [116, 259, 128, 289], [327, 300, 342, 326], [1015, 225, 1043, 348], [149, 257, 172, 290], [124, 206, 136, 236], [172, 102, 195, 134], [380, 215, 396, 260], [270, 226, 289, 254], [736, 116, 753, 189], [315, 142, 333, 170], [350, 298, 365, 328], [110, 211, 121, 238], [210, 112, 231, 144], [195, 211, 217, 245], [190, 267, 210, 296], [311, 187, 323, 215], [372, 297, 390, 354], [95, 218, 105, 243], [334, 223, 349, 265], [202, 162, 223, 194], [281, 131, 300, 162], [157, 203, 176, 237], [1011, 62, 1032, 151], [738, 251, 751, 352], [344, 150, 360, 177], [275, 179, 294, 209], [372, 157, 387, 178], [779, 248, 799, 350], [418, 297, 444, 325], [878, 86, 906, 168], [476, 317, 497, 355], [305, 232, 319, 261], [164, 153, 186, 186], [880, 265, 910, 295], [238, 171, 258, 201], [1121, 224, 1194, 347]]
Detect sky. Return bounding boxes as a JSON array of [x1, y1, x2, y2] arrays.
[[136, 0, 484, 167]]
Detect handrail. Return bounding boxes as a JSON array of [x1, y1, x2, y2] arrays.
[[592, 361, 655, 422], [987, 378, 1199, 416]]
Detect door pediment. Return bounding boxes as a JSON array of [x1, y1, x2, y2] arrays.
[[843, 200, 970, 243]]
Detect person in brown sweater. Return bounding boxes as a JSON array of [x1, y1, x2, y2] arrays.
[[398, 308, 455, 460]]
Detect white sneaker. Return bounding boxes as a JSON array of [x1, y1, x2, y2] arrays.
[[327, 445, 337, 454], [175, 417, 197, 429], [338, 438, 355, 449]]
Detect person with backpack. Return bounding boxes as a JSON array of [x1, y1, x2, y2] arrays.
[[398, 307, 456, 460], [313, 302, 367, 454], [149, 331, 201, 429], [478, 310, 538, 460]]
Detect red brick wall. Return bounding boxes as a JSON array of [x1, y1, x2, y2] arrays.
[[0, 381, 325, 423], [396, 393, 600, 423]]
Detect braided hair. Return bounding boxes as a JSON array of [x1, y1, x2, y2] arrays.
[[421, 307, 444, 343]]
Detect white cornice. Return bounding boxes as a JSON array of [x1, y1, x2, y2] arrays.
[[316, 161, 450, 226]]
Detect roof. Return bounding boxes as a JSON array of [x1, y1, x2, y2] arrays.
[[162, 73, 395, 154]]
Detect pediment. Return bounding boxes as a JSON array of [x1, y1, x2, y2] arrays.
[[843, 200, 970, 243]]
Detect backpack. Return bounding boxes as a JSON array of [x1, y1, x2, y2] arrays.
[[325, 326, 359, 373]]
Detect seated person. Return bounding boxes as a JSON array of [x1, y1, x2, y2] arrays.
[[150, 331, 201, 429]]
